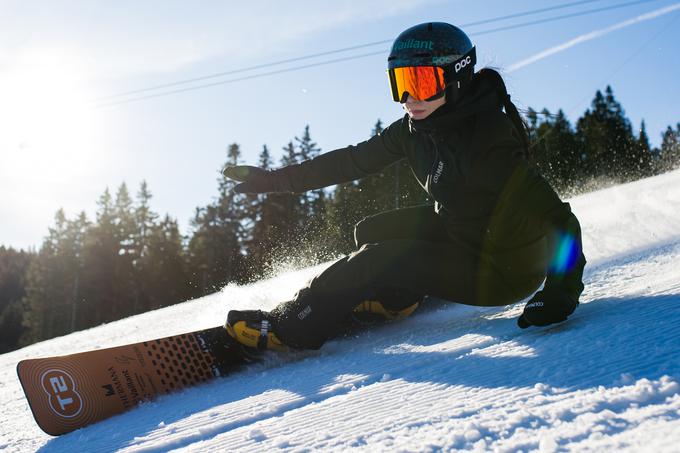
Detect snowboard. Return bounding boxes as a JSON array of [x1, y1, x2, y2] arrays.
[[17, 326, 251, 436]]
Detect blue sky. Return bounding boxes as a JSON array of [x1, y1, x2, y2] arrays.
[[1, 0, 679, 250]]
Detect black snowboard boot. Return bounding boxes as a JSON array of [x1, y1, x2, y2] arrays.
[[225, 310, 288, 352]]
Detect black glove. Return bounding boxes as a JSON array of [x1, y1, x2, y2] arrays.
[[517, 286, 578, 329], [222, 165, 282, 193]]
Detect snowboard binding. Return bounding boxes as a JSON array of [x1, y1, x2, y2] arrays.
[[225, 310, 288, 352]]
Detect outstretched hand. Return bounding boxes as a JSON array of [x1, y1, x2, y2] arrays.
[[223, 165, 278, 193], [517, 286, 578, 329]]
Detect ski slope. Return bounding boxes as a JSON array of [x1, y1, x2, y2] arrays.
[[2, 169, 680, 452]]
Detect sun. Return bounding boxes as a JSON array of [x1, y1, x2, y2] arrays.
[[0, 51, 98, 186]]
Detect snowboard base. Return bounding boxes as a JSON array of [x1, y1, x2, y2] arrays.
[[17, 326, 249, 436]]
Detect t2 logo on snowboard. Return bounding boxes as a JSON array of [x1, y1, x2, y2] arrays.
[[40, 369, 83, 418]]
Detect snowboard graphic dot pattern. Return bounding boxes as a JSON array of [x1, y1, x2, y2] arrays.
[[142, 333, 217, 392]]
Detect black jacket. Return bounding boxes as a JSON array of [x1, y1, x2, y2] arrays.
[[271, 74, 586, 299]]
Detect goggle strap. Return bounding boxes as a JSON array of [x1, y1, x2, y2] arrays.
[[449, 46, 476, 80]]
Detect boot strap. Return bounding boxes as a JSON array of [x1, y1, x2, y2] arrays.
[[257, 319, 270, 350]]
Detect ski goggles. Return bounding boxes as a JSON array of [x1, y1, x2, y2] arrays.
[[387, 47, 477, 103], [387, 66, 446, 103]]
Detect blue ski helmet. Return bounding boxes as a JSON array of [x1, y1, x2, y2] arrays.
[[387, 22, 476, 103]]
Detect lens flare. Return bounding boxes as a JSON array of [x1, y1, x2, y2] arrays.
[[548, 232, 579, 275]]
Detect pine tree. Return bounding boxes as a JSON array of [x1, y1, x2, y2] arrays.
[[576, 86, 637, 183], [134, 181, 158, 262], [603, 86, 637, 180], [525, 108, 539, 140], [326, 180, 361, 253], [353, 120, 397, 216], [539, 110, 581, 193], [527, 109, 555, 185], [142, 215, 191, 309], [658, 124, 680, 172], [295, 126, 324, 217], [219, 143, 249, 282], [22, 209, 90, 342], [65, 212, 90, 331], [113, 183, 138, 316], [632, 120, 654, 178], [270, 141, 309, 260], [294, 126, 334, 261], [187, 144, 246, 295], [0, 246, 34, 352], [80, 188, 122, 325], [242, 145, 289, 278], [133, 181, 160, 311], [576, 90, 610, 179], [21, 249, 52, 343]]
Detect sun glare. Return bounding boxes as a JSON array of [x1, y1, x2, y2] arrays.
[[0, 53, 98, 187]]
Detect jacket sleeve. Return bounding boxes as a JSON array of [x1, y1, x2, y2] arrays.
[[523, 168, 587, 300], [477, 110, 586, 300], [271, 118, 406, 192]]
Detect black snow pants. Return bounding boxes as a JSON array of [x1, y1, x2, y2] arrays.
[[270, 205, 548, 349]]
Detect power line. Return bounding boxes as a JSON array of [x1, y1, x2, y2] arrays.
[[93, 0, 610, 103], [463, 0, 606, 27], [94, 50, 386, 108], [474, 0, 660, 35], [93, 40, 393, 102], [93, 0, 664, 108]]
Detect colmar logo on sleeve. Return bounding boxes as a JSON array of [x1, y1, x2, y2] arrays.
[[433, 161, 444, 184]]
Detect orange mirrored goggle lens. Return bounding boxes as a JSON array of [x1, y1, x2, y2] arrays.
[[387, 66, 446, 103]]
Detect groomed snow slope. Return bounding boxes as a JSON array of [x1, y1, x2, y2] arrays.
[[3, 169, 680, 452]]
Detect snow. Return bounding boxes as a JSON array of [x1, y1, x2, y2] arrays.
[[3, 169, 680, 452]]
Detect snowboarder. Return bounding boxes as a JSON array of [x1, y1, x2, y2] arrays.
[[222, 22, 586, 351]]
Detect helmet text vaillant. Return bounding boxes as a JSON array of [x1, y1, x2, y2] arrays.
[[394, 39, 434, 51]]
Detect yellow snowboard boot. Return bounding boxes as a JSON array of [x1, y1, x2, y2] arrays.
[[351, 300, 420, 324], [225, 310, 288, 352]]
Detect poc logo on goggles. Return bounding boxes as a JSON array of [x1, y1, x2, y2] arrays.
[[432, 47, 476, 74], [40, 369, 84, 418], [454, 56, 472, 73]]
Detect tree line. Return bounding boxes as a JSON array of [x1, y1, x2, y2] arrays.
[[1, 85, 679, 352]]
